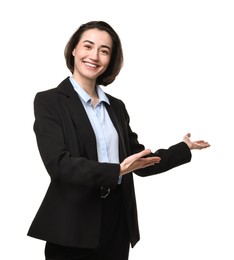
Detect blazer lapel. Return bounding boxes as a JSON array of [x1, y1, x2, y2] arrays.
[[57, 77, 98, 160], [105, 102, 127, 163], [105, 102, 132, 187]]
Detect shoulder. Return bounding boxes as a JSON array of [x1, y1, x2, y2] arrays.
[[34, 77, 72, 102], [33, 77, 73, 114]]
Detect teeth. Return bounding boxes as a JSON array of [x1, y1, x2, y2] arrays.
[[85, 62, 97, 68]]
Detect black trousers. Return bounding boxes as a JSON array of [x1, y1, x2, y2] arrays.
[[45, 186, 130, 260]]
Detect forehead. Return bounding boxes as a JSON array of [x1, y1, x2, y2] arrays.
[[79, 29, 113, 48]]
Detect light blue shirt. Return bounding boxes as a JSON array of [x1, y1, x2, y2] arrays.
[[69, 76, 121, 184]]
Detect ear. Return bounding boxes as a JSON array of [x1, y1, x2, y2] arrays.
[[72, 49, 75, 56]]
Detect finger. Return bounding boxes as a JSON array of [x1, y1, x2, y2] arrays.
[[139, 157, 161, 165], [141, 163, 158, 168], [141, 159, 161, 168], [196, 140, 205, 144], [201, 143, 210, 148], [195, 141, 210, 146], [135, 149, 152, 159], [147, 157, 161, 163], [197, 143, 210, 149]]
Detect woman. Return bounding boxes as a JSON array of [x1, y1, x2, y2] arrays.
[[27, 21, 210, 260]]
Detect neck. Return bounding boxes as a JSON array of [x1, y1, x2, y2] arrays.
[[72, 74, 97, 99], [72, 74, 99, 108]]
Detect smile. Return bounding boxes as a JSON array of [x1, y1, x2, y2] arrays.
[[83, 61, 99, 69]]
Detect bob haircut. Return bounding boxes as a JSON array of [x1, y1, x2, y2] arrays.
[[64, 21, 123, 86]]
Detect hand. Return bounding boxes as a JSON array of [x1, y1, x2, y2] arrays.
[[183, 133, 210, 150], [120, 149, 161, 176]]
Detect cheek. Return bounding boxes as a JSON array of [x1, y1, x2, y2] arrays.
[[74, 48, 86, 58], [74, 51, 85, 65], [103, 56, 111, 68]]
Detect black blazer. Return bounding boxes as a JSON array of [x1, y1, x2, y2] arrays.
[[27, 77, 192, 248]]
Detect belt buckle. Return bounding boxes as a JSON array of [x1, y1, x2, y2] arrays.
[[101, 186, 110, 199]]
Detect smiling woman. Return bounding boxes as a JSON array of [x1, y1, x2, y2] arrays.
[[27, 20, 210, 260], [64, 21, 123, 87]]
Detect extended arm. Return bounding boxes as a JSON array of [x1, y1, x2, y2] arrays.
[[120, 133, 210, 176]]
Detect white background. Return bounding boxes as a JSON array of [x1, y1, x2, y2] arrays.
[[0, 0, 233, 259]]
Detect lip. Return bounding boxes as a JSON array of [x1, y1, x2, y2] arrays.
[[83, 61, 100, 69]]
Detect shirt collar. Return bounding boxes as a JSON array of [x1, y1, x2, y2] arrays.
[[69, 76, 110, 105]]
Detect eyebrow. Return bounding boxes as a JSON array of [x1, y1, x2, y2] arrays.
[[82, 40, 111, 50]]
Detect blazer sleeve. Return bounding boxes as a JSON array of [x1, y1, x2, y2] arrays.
[[118, 99, 192, 177], [33, 91, 120, 188], [135, 142, 192, 177]]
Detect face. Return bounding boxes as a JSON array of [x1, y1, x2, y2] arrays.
[[72, 29, 113, 84]]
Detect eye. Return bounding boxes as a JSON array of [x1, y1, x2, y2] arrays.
[[100, 49, 110, 55], [84, 44, 92, 50]]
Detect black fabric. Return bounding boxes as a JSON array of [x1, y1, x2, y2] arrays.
[[45, 186, 130, 260]]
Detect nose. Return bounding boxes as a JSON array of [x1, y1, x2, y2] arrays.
[[89, 48, 99, 60]]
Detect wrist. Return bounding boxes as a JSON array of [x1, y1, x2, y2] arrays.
[[183, 140, 192, 150]]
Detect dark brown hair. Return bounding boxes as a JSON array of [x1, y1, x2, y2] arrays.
[[64, 21, 123, 86]]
